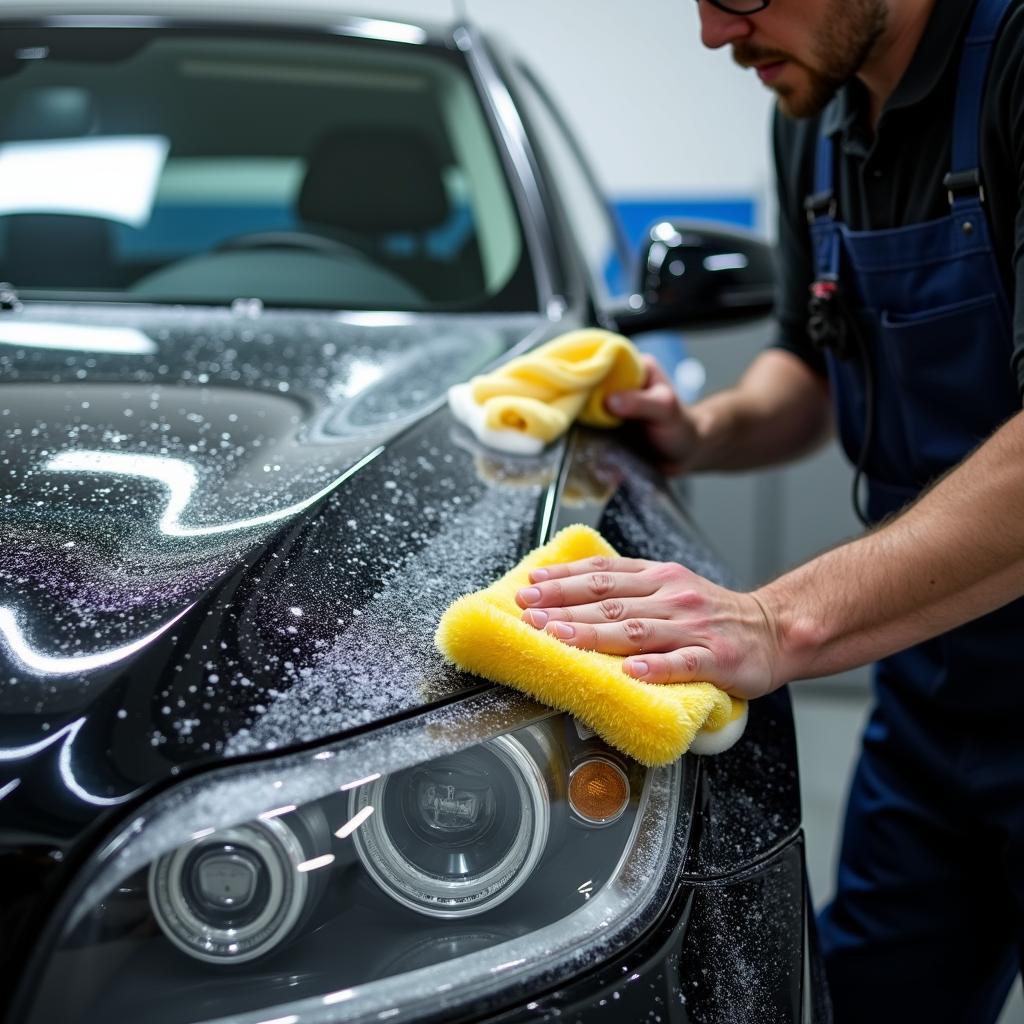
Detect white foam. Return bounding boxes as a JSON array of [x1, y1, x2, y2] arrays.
[[690, 699, 749, 756], [447, 383, 546, 456]]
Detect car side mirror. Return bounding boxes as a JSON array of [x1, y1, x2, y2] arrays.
[[612, 220, 775, 335]]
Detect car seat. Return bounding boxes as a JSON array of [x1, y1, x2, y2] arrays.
[[0, 212, 118, 289], [295, 128, 482, 300]]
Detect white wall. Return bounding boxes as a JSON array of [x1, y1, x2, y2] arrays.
[[465, 0, 776, 202]]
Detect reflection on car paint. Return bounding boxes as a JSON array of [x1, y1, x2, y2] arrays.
[[0, 602, 193, 676], [41, 446, 383, 538], [0, 306, 541, 718]]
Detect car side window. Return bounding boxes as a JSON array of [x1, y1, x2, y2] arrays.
[[513, 65, 632, 303]]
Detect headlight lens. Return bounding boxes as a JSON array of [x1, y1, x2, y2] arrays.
[[148, 804, 329, 963], [23, 691, 688, 1024], [352, 734, 550, 917]]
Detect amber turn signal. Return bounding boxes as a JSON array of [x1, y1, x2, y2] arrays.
[[568, 758, 630, 826]]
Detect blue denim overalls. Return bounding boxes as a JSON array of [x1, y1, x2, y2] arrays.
[[805, 0, 1024, 1018]]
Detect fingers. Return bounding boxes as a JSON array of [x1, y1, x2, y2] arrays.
[[521, 595, 676, 628], [604, 355, 681, 421], [516, 567, 659, 610], [532, 616, 726, 688], [638, 353, 672, 390], [622, 647, 716, 684], [605, 379, 680, 423], [535, 618, 688, 658], [528, 555, 651, 584]]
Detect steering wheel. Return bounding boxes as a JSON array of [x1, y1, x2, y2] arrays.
[[216, 230, 368, 260]]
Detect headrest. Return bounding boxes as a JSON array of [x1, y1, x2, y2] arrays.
[[5, 88, 97, 141], [297, 129, 450, 233], [3, 213, 113, 286]]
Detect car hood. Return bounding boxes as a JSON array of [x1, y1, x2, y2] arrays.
[[0, 302, 559, 835]]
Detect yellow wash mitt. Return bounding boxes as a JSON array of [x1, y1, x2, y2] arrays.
[[435, 524, 748, 766], [447, 329, 645, 455]]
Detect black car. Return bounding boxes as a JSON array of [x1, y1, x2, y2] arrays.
[[0, 6, 826, 1023]]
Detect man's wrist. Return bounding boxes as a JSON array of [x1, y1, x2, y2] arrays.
[[750, 579, 826, 686]]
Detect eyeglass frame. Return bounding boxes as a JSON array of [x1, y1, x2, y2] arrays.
[[696, 0, 771, 15]]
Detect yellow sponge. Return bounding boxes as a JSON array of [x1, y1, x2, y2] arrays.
[[435, 524, 747, 766]]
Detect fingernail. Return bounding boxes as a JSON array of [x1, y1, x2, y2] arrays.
[[530, 568, 550, 582], [627, 659, 649, 677], [550, 622, 575, 639], [519, 587, 542, 605], [528, 609, 548, 628], [606, 394, 624, 413]]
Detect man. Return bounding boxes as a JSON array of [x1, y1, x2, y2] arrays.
[[515, 0, 1024, 1020]]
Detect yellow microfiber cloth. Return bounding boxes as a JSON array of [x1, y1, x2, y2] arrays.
[[447, 329, 646, 455], [435, 524, 748, 766]]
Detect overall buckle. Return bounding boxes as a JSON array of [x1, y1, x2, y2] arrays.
[[943, 169, 985, 206], [807, 278, 854, 360], [804, 189, 837, 223]]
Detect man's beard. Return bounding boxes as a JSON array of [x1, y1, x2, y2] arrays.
[[733, 0, 888, 118]]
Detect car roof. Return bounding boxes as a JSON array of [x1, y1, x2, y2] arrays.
[[0, 0, 456, 46]]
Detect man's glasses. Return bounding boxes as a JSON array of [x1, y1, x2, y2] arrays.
[[697, 0, 771, 14]]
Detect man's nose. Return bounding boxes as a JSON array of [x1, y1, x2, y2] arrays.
[[697, 1, 754, 49]]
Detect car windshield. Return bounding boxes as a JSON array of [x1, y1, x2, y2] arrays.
[[0, 27, 536, 311]]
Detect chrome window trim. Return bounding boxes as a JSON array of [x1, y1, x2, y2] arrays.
[[0, 10, 444, 44], [454, 24, 567, 318]]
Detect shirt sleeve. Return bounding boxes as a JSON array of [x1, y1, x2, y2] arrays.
[[769, 107, 828, 378]]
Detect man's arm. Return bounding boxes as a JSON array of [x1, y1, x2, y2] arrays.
[[609, 346, 832, 473], [686, 347, 832, 470], [516, 410, 1024, 698], [757, 408, 1024, 683]]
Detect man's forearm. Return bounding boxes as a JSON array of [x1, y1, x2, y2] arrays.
[[686, 348, 833, 472], [755, 410, 1024, 684]]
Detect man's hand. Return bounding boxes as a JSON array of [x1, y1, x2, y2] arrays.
[[605, 355, 702, 472], [606, 349, 833, 474], [515, 554, 783, 700]]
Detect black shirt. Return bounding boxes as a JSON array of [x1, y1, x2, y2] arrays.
[[773, 0, 1024, 399]]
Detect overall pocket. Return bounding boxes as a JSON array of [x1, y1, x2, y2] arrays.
[[880, 293, 1017, 483]]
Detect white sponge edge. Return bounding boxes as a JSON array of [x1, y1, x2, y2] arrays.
[[447, 383, 546, 456], [689, 700, 749, 756]]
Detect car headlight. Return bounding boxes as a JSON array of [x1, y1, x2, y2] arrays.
[[148, 806, 330, 963], [22, 691, 688, 1024], [351, 734, 550, 917]]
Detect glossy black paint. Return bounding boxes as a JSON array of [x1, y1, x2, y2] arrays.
[[0, 307, 557, 987], [685, 687, 801, 877]]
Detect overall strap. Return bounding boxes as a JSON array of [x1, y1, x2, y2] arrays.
[[806, 129, 840, 282], [810, 129, 834, 211], [946, 0, 1014, 209]]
